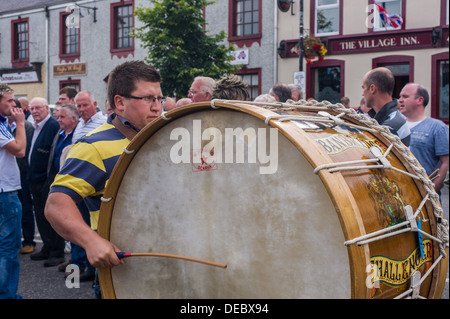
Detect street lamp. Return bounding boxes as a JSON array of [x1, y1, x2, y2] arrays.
[[431, 27, 441, 47], [299, 0, 304, 71], [277, 0, 291, 12]]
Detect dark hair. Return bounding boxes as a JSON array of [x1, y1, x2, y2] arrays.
[[107, 61, 161, 109], [211, 75, 250, 101], [415, 85, 429, 107], [272, 83, 292, 102], [340, 96, 350, 105], [14, 99, 21, 108], [59, 86, 78, 99], [366, 68, 395, 96]]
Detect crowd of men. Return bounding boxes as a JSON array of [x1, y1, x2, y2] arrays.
[[0, 61, 448, 299]]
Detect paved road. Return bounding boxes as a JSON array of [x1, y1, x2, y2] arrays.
[[16, 187, 449, 299], [17, 241, 96, 299]]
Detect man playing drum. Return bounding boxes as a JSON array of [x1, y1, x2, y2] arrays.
[[45, 61, 163, 270]]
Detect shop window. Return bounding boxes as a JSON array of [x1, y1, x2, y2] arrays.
[[437, 60, 449, 119], [307, 60, 345, 104], [432, 52, 449, 124]]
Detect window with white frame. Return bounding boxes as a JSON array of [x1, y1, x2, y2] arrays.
[[373, 0, 402, 31], [447, 0, 449, 25], [315, 0, 340, 36]]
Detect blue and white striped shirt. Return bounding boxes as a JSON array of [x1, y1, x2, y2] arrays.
[[72, 111, 107, 143], [0, 114, 21, 192]]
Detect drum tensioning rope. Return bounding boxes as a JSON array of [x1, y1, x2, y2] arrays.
[[116, 252, 227, 269], [209, 99, 449, 259]]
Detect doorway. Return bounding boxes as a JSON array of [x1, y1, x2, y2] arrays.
[[373, 56, 414, 100]]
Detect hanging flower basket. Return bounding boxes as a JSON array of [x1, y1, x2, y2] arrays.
[[291, 35, 327, 64]]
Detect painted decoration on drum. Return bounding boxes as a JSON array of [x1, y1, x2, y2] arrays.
[[314, 133, 385, 156], [367, 171, 406, 228], [369, 239, 433, 292], [192, 149, 218, 172]]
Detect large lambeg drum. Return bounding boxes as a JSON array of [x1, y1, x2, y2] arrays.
[[98, 100, 448, 299]]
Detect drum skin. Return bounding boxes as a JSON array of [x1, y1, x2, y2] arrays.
[[98, 101, 448, 299]]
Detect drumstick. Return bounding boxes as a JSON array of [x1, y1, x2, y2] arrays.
[[116, 252, 227, 269], [428, 169, 439, 180], [430, 174, 440, 182]]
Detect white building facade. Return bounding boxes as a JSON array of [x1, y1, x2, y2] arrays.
[[277, 0, 449, 124], [1, 0, 149, 108], [1, 0, 448, 124], [0, 0, 279, 107]]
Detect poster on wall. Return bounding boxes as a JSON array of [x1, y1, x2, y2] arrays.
[[294, 71, 306, 96], [229, 49, 249, 65]]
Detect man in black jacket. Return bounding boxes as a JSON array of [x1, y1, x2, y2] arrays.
[[362, 67, 411, 146], [27, 97, 63, 267]]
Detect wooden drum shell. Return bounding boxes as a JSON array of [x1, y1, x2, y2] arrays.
[[98, 101, 448, 299]]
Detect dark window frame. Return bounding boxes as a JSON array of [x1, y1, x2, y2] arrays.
[[228, 0, 262, 48], [306, 59, 345, 102], [59, 11, 80, 63], [236, 67, 261, 100], [59, 78, 81, 92], [431, 51, 449, 124], [11, 17, 29, 68], [110, 0, 135, 58]]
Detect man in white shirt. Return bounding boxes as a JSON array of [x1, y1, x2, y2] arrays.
[[72, 90, 107, 142], [398, 83, 449, 193], [0, 83, 26, 298]]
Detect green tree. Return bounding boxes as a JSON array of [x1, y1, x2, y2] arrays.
[[134, 0, 240, 98]]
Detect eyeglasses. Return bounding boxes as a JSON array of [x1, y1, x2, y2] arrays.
[[122, 95, 166, 104], [30, 106, 45, 111]]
